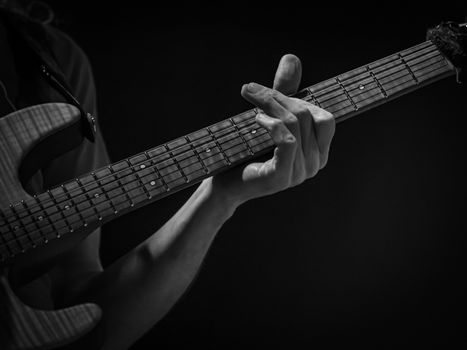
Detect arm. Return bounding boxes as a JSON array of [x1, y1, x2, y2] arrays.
[[53, 54, 335, 350]]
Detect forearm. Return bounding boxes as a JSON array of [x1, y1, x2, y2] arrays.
[[82, 178, 236, 350]]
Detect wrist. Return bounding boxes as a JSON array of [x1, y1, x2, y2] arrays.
[[199, 177, 241, 218]]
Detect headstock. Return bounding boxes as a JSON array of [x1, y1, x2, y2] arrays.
[[427, 21, 467, 82]]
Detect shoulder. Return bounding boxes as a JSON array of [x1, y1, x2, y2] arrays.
[[42, 24, 98, 114], [44, 25, 93, 80]]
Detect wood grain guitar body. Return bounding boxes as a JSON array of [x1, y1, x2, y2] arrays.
[[0, 103, 101, 350]]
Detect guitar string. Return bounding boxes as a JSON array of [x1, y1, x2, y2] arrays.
[[0, 44, 446, 227], [0, 42, 440, 222], [0, 61, 452, 253], [0, 60, 453, 253], [301, 42, 437, 102], [2, 120, 266, 246], [0, 132, 273, 251], [0, 50, 448, 242], [312, 43, 439, 101], [299, 42, 437, 101], [0, 50, 448, 237], [318, 56, 448, 112]]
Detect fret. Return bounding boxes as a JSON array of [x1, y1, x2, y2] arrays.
[[91, 171, 118, 216], [235, 116, 258, 132], [124, 159, 150, 203], [381, 72, 415, 95], [130, 155, 160, 189], [12, 202, 36, 248], [165, 141, 192, 182], [207, 127, 230, 165], [0, 211, 18, 256], [154, 154, 185, 190], [230, 118, 254, 155], [61, 182, 89, 232], [145, 149, 170, 192], [88, 172, 113, 216], [366, 66, 388, 98], [220, 132, 250, 163], [188, 133, 213, 155], [305, 89, 322, 107], [46, 189, 71, 237], [185, 136, 209, 174], [164, 144, 189, 184], [198, 145, 226, 173], [333, 104, 359, 120], [341, 72, 373, 92], [379, 68, 412, 87], [21, 200, 44, 245], [351, 87, 384, 109], [5, 207, 31, 253], [243, 128, 274, 154], [31, 194, 56, 242], [75, 177, 101, 223], [335, 77, 358, 111], [108, 163, 134, 211]]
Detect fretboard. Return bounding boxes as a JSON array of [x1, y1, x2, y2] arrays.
[[0, 40, 455, 259]]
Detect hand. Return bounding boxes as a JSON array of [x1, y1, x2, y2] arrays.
[[210, 54, 335, 208]]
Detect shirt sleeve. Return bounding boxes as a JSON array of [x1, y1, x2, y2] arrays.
[[39, 26, 111, 188]]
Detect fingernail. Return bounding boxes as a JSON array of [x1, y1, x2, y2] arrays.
[[246, 82, 262, 93]]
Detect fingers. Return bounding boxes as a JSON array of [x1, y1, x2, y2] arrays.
[[241, 82, 335, 183], [271, 95, 335, 171], [241, 82, 303, 155], [273, 54, 302, 95], [255, 113, 296, 188], [311, 107, 335, 168]]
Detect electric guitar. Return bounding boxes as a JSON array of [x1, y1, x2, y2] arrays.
[[0, 21, 465, 350]]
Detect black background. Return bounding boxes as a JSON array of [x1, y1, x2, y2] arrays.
[[45, 2, 467, 349]]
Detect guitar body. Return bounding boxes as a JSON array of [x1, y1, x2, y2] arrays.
[[0, 103, 101, 350]]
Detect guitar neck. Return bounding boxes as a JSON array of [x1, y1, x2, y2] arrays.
[[0, 40, 455, 258]]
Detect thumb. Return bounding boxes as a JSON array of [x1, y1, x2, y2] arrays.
[[273, 54, 302, 95]]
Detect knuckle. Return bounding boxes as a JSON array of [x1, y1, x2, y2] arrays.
[[295, 104, 310, 118], [264, 89, 277, 102], [270, 118, 284, 131], [283, 113, 299, 126], [284, 133, 297, 145], [318, 109, 334, 121]]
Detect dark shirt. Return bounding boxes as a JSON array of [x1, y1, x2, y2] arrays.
[[0, 11, 110, 308], [0, 13, 110, 196]]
